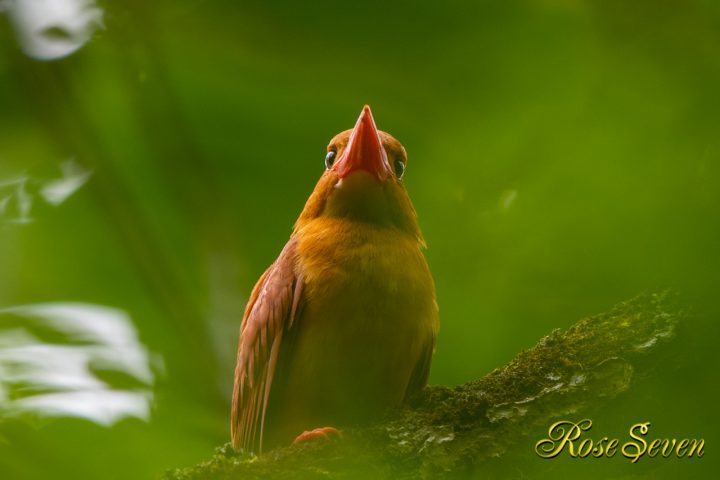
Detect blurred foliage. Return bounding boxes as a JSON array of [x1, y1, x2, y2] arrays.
[[0, 0, 718, 479]]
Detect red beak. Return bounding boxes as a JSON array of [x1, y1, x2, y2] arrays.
[[333, 105, 391, 182]]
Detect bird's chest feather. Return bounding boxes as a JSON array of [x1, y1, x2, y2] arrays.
[[278, 218, 435, 418], [263, 219, 435, 444], [296, 218, 433, 336]]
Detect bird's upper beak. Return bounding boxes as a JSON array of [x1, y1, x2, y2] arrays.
[[333, 105, 392, 182]]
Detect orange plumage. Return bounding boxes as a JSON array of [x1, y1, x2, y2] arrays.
[[231, 105, 438, 452]]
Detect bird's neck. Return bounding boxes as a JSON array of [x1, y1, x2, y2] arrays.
[[294, 216, 429, 299], [294, 171, 424, 245]]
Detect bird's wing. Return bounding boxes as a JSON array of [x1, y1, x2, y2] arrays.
[[403, 330, 437, 402], [231, 237, 303, 452]]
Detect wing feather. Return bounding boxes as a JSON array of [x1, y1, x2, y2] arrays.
[[231, 237, 301, 452], [403, 331, 437, 402]]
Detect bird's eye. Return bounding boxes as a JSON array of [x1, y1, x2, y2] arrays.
[[394, 159, 406, 179], [325, 150, 336, 169]]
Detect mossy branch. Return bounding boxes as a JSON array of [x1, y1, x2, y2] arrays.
[[163, 291, 683, 479]]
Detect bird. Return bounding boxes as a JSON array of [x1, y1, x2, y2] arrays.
[[231, 105, 439, 453]]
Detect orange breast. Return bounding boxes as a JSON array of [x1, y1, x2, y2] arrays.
[[262, 216, 438, 447]]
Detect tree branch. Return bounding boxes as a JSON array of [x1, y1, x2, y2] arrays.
[[163, 291, 683, 479]]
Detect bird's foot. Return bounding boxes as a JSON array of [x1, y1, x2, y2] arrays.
[[293, 426, 343, 444]]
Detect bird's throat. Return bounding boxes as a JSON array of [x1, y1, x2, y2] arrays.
[[324, 171, 391, 226]]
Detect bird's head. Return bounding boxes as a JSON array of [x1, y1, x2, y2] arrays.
[[295, 105, 423, 243]]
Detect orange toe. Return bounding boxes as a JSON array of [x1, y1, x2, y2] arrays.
[[293, 426, 343, 444]]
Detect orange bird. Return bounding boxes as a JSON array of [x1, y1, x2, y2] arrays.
[[231, 105, 438, 453]]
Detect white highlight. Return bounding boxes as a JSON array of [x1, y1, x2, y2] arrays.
[[0, 302, 157, 426], [4, 0, 104, 61], [40, 159, 92, 206]]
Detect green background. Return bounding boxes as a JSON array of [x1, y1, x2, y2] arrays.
[[1, 0, 718, 478]]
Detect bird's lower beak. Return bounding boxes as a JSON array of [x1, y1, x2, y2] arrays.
[[334, 105, 391, 182]]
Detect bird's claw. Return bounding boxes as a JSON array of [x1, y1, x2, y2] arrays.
[[293, 426, 343, 444]]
